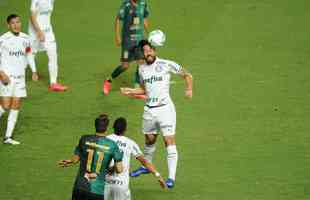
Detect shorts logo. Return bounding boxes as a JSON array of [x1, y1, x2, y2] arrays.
[[155, 65, 163, 72]]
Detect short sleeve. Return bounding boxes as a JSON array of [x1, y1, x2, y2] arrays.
[[74, 136, 84, 156], [131, 141, 143, 158], [144, 2, 149, 18], [30, 0, 39, 12], [25, 38, 32, 54], [117, 3, 126, 20], [167, 61, 182, 74], [112, 143, 123, 162], [138, 67, 144, 84]]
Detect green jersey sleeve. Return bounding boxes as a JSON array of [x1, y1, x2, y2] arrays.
[[74, 136, 84, 156], [144, 2, 149, 18], [117, 3, 126, 20]]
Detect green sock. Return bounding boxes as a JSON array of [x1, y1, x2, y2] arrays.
[[111, 65, 126, 80], [133, 65, 140, 87]]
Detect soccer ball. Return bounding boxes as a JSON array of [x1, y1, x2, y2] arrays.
[[148, 29, 166, 47]]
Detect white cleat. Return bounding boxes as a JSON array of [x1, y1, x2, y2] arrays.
[[3, 138, 20, 145]]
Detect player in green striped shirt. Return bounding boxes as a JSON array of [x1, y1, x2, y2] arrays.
[[59, 114, 123, 200], [103, 0, 149, 96]]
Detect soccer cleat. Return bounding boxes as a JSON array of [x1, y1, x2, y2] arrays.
[[166, 178, 175, 189], [3, 138, 20, 145], [103, 80, 112, 95], [130, 167, 150, 177], [48, 83, 68, 92]]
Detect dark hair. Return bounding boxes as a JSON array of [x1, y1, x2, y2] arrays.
[[138, 39, 154, 50], [95, 114, 109, 133], [7, 14, 19, 23], [113, 117, 127, 136]]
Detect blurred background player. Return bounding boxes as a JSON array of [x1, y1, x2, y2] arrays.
[[29, 0, 68, 92], [103, 0, 149, 96], [105, 117, 165, 200], [120, 40, 193, 188], [58, 114, 123, 200], [0, 14, 38, 145]]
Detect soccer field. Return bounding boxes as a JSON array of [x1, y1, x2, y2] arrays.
[[1, 0, 310, 199]]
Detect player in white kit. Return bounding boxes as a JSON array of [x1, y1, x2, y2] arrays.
[[120, 40, 193, 188], [0, 14, 38, 145], [105, 117, 165, 200], [29, 0, 68, 92]]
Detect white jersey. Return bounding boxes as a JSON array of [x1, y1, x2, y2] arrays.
[[139, 57, 183, 107], [105, 134, 143, 187], [28, 0, 55, 42], [0, 32, 32, 76]]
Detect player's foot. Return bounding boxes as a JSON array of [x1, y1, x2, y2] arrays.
[[165, 178, 175, 189], [130, 167, 150, 177], [3, 137, 20, 145], [103, 79, 112, 95], [48, 83, 68, 92]]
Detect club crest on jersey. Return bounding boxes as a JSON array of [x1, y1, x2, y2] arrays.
[[155, 65, 163, 72]]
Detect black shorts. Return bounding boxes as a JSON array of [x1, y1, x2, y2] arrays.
[[72, 189, 104, 200], [121, 45, 144, 62]]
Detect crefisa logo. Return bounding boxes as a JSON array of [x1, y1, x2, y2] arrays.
[[9, 50, 25, 57]]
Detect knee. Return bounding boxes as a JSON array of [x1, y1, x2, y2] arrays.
[[145, 135, 156, 145], [164, 136, 176, 146], [2, 102, 11, 110], [11, 99, 21, 110], [145, 139, 155, 145]]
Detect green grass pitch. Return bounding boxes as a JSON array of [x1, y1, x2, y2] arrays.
[[1, 0, 310, 199]]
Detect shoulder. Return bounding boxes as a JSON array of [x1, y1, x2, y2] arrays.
[[106, 134, 115, 139], [158, 58, 178, 66], [0, 32, 12, 41]]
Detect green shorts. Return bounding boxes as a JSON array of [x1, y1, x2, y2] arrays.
[[121, 45, 144, 62]]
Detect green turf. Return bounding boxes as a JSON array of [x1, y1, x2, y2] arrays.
[[1, 0, 310, 199]]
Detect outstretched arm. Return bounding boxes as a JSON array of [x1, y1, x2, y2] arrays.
[[179, 68, 193, 98], [58, 155, 80, 167], [120, 83, 146, 96], [136, 156, 166, 189]]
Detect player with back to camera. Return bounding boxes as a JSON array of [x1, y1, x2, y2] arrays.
[[58, 114, 124, 200], [105, 117, 165, 200]]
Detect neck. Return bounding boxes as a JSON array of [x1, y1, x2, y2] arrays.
[[11, 31, 20, 36]]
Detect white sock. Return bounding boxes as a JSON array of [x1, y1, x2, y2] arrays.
[[47, 43, 58, 84], [0, 105, 6, 118], [167, 145, 178, 181], [144, 144, 156, 164], [5, 109, 19, 139]]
